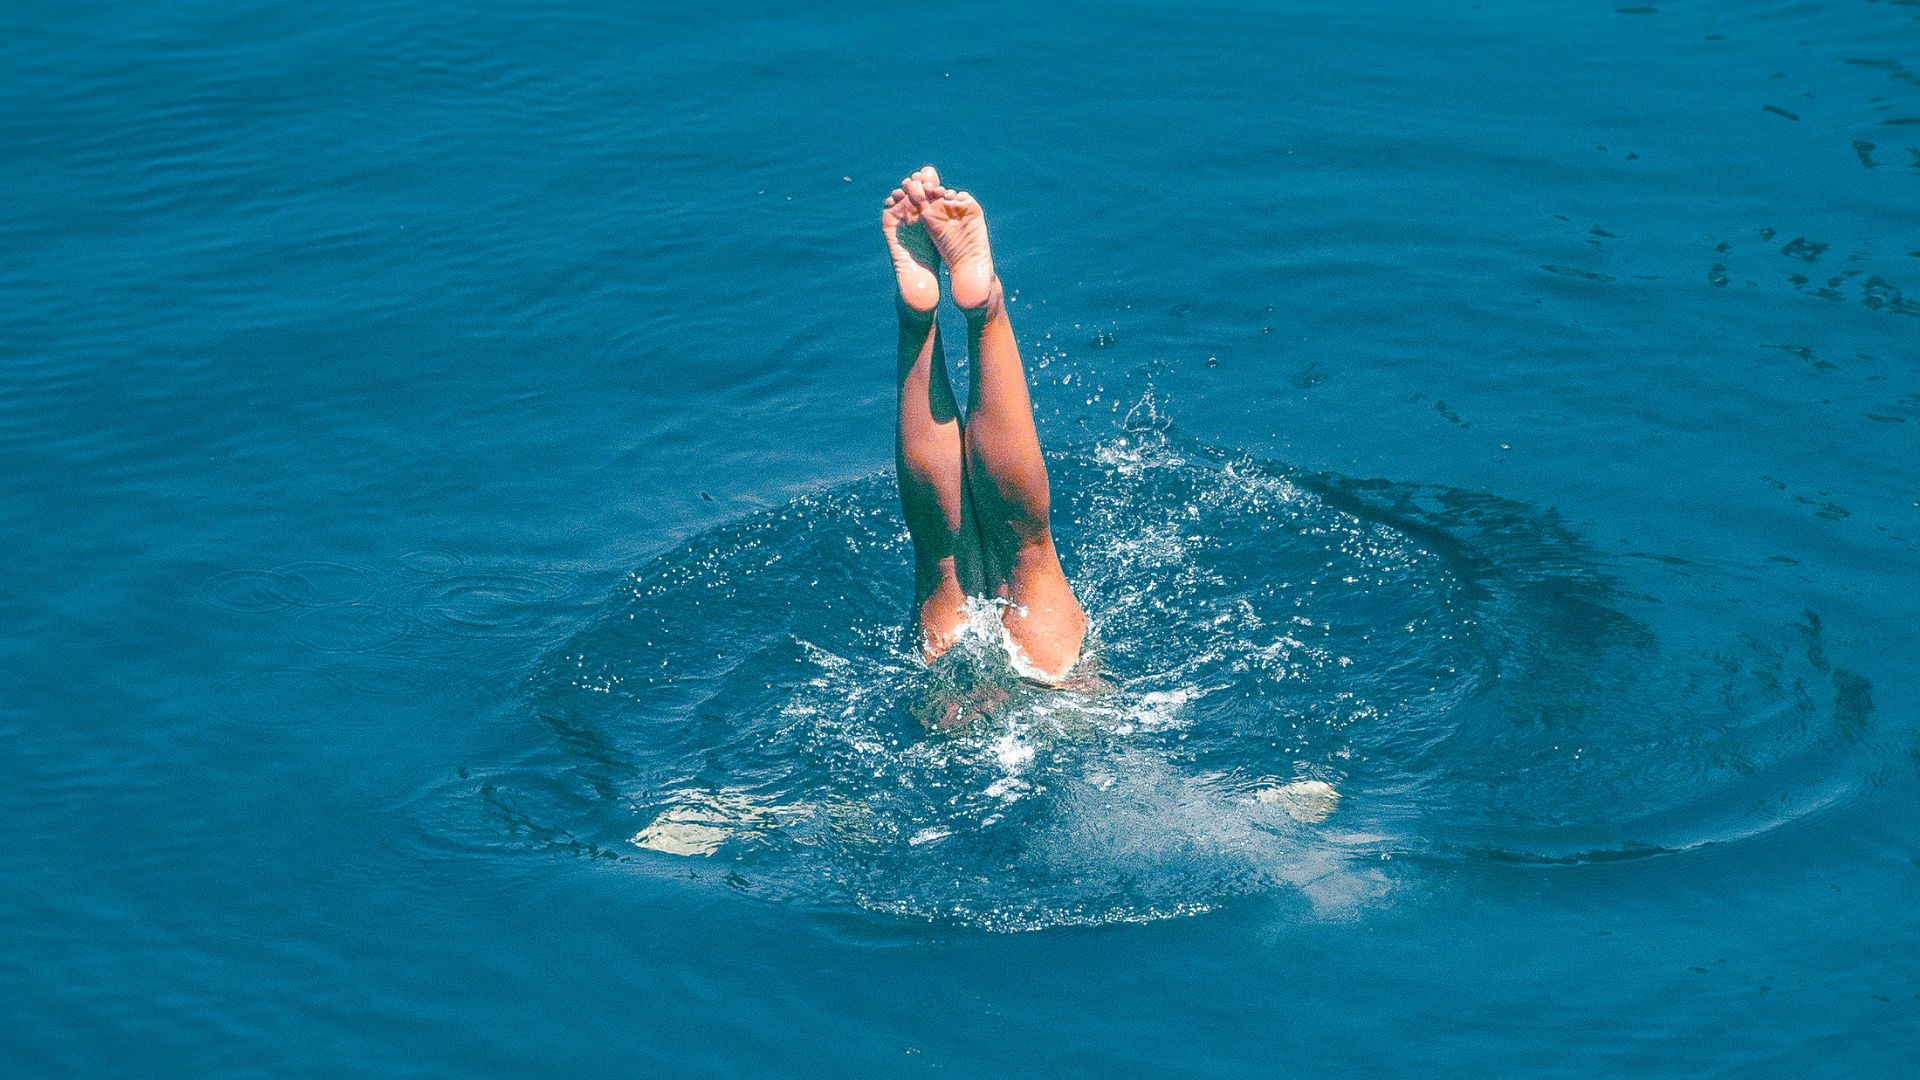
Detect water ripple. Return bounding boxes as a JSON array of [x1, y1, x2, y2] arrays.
[[427, 429, 1882, 931]]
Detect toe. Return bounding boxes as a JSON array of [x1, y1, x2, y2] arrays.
[[903, 177, 928, 208]]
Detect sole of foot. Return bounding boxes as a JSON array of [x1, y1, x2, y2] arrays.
[[922, 188, 999, 312], [881, 165, 943, 314]]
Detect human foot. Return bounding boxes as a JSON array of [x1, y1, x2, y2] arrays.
[[881, 166, 942, 314], [922, 187, 999, 312]]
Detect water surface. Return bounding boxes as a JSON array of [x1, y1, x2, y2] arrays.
[[4, 0, 1917, 1075]]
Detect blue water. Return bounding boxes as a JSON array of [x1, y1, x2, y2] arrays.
[[5, 0, 1918, 1074]]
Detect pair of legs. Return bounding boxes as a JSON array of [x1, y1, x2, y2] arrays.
[[883, 166, 1086, 679]]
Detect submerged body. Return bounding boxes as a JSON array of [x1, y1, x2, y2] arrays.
[[883, 166, 1087, 680]]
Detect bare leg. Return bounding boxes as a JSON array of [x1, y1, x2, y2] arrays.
[[922, 187, 1087, 678], [883, 168, 972, 659]]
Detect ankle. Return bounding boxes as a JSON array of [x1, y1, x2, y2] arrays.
[[956, 276, 1006, 322], [895, 299, 937, 327]]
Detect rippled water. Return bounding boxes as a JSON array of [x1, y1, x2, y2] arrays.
[[445, 419, 1883, 934], [6, 0, 1918, 1075]]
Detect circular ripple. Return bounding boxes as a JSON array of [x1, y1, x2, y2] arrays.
[[273, 560, 378, 603], [400, 546, 468, 576], [204, 569, 303, 613], [204, 560, 379, 613], [437, 432, 1877, 930], [411, 570, 577, 638]]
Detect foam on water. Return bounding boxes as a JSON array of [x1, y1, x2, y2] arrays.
[[439, 416, 1878, 931]]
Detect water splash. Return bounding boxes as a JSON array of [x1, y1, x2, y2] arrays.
[[435, 421, 1876, 930]]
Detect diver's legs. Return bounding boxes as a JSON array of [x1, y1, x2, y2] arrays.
[[921, 186, 1086, 678], [884, 168, 971, 658], [895, 316, 973, 657]]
